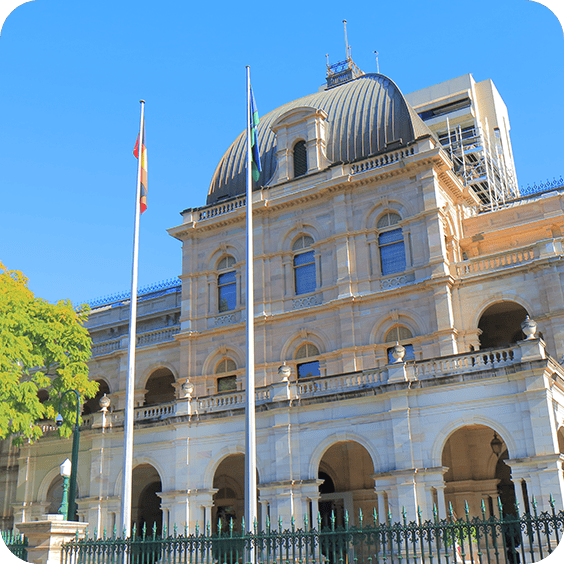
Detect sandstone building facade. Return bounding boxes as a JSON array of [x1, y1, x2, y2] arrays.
[[3, 63, 564, 536]]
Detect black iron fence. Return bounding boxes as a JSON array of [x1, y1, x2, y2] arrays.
[[58, 497, 564, 564]]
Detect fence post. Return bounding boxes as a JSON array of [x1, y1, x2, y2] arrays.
[[17, 514, 88, 564]]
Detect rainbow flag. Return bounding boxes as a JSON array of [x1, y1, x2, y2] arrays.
[[133, 129, 148, 213]]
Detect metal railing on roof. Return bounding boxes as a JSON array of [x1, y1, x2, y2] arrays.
[[86, 277, 181, 309]]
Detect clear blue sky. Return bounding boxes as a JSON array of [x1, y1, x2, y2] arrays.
[[0, 0, 562, 305]]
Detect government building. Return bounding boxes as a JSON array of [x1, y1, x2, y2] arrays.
[[2, 58, 564, 537]]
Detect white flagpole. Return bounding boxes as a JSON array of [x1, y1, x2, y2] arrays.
[[245, 66, 257, 534], [121, 99, 145, 539]]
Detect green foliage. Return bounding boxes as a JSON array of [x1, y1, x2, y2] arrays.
[[0, 261, 97, 444]]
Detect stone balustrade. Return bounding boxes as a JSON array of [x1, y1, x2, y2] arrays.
[[350, 147, 416, 175], [198, 196, 246, 221], [455, 247, 535, 277], [137, 326, 180, 346], [196, 388, 271, 413], [411, 345, 519, 380], [91, 325, 180, 357], [298, 369, 384, 397], [86, 341, 543, 426]]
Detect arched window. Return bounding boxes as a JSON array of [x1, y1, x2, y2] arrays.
[[293, 140, 307, 178], [216, 358, 237, 392], [293, 235, 316, 295], [384, 326, 415, 363], [218, 256, 236, 313], [378, 213, 406, 276], [295, 343, 321, 379]]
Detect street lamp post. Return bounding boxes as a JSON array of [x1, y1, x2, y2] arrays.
[[56, 389, 80, 521], [58, 458, 72, 517]]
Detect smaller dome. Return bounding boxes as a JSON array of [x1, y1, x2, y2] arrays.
[[207, 73, 433, 205]]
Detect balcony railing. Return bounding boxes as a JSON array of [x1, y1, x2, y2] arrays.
[[455, 247, 536, 277], [91, 325, 180, 357], [87, 341, 544, 429]]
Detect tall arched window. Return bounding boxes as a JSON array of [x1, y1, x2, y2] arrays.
[[216, 358, 237, 392], [378, 213, 406, 276], [218, 256, 236, 312], [385, 326, 415, 363], [295, 343, 321, 378], [293, 140, 307, 178], [293, 235, 316, 295]]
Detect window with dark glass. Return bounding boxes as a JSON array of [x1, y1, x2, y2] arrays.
[[385, 326, 415, 363], [377, 213, 406, 276], [293, 235, 316, 295], [296, 343, 321, 378], [218, 256, 236, 312], [293, 140, 307, 178], [216, 358, 237, 392]]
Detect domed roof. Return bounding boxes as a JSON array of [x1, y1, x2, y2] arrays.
[[207, 73, 432, 205]]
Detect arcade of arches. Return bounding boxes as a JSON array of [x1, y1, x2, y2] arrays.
[[86, 435, 523, 533]]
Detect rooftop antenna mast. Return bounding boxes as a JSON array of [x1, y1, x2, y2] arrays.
[[343, 19, 351, 59], [374, 50, 379, 73]]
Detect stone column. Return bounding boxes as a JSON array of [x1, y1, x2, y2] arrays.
[[18, 514, 88, 564], [506, 454, 564, 512]]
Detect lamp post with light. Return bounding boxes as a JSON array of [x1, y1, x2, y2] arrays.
[[58, 458, 72, 517], [55, 389, 80, 521]]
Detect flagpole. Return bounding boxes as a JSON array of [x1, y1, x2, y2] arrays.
[[245, 66, 257, 534], [121, 99, 145, 539]]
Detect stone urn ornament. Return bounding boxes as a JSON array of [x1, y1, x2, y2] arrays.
[[181, 380, 194, 398], [99, 393, 111, 412], [521, 316, 537, 340], [278, 362, 292, 382], [390, 342, 406, 364]]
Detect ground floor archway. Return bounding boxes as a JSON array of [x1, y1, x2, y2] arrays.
[[442, 425, 516, 518], [317, 441, 377, 528], [131, 464, 162, 535]]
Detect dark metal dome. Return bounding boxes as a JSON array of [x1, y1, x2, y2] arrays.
[[207, 73, 432, 205]]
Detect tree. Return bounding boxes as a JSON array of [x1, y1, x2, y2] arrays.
[[0, 261, 98, 444]]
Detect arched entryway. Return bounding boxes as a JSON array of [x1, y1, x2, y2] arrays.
[[317, 441, 377, 528], [442, 425, 516, 518], [212, 454, 260, 532], [478, 302, 528, 349], [144, 369, 176, 406], [131, 464, 162, 535]]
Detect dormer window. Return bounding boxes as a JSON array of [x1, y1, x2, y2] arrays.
[[270, 107, 329, 185], [293, 140, 307, 178]]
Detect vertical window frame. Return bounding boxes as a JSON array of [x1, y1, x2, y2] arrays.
[[293, 235, 317, 295]]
